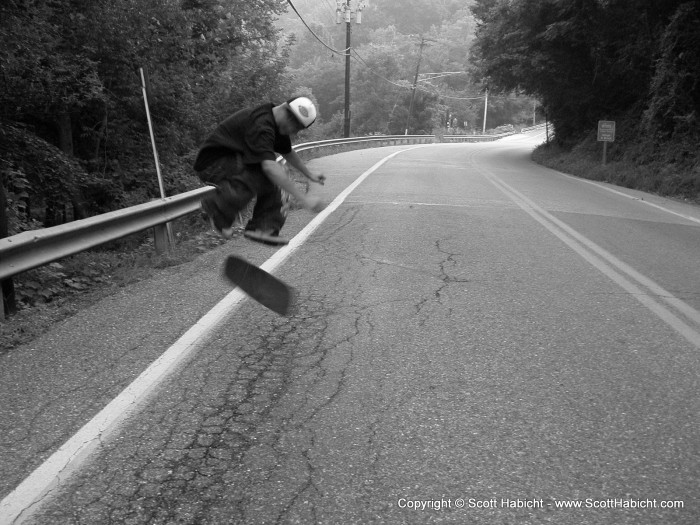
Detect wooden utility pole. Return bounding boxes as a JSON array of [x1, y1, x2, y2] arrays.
[[405, 36, 429, 135], [337, 1, 366, 138], [344, 1, 351, 138]]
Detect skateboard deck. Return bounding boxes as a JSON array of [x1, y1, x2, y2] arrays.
[[222, 255, 295, 316]]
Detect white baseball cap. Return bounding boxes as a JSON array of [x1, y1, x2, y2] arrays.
[[286, 96, 317, 128]]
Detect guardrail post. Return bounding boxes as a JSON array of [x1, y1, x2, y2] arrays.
[[153, 223, 173, 254], [1, 278, 15, 320]]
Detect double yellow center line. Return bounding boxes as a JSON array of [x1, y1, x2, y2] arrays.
[[484, 170, 700, 350]]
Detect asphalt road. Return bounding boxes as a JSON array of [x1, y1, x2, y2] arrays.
[[2, 131, 699, 524]]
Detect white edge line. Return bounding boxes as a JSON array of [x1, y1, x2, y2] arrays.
[[260, 147, 425, 273], [557, 172, 700, 226], [0, 146, 420, 525], [0, 289, 248, 524]]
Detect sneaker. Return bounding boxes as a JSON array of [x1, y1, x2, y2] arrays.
[[220, 225, 235, 240], [201, 199, 235, 239], [243, 229, 290, 246]]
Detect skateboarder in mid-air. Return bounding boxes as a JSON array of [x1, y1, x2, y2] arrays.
[[194, 96, 327, 245]]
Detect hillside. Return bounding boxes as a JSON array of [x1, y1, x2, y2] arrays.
[[470, 0, 699, 201]]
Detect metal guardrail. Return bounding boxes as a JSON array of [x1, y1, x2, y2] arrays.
[[294, 134, 434, 154], [442, 132, 513, 143], [0, 133, 496, 283], [0, 187, 213, 281]]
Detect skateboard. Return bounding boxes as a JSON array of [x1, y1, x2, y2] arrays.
[[222, 255, 295, 316]]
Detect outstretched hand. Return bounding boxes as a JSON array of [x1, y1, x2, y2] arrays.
[[304, 194, 327, 213], [309, 173, 326, 185]]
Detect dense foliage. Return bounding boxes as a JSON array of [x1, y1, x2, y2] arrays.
[[469, 0, 700, 175], [1, 0, 292, 233]]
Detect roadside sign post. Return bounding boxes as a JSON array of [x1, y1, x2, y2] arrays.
[[597, 120, 615, 165], [140, 67, 173, 253]]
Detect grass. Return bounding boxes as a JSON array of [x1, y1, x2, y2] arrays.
[[532, 137, 700, 205]]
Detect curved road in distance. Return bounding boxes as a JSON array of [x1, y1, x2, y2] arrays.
[[7, 130, 700, 524]]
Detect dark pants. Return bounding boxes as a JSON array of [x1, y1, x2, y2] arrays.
[[196, 155, 286, 233]]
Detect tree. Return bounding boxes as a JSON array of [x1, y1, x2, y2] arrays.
[[1, 0, 293, 229], [643, 2, 700, 147], [469, 0, 693, 144]]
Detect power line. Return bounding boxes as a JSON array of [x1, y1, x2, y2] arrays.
[[285, 0, 347, 56], [352, 50, 484, 101], [417, 71, 467, 82], [351, 50, 411, 90], [285, 0, 488, 104], [425, 90, 486, 101]]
